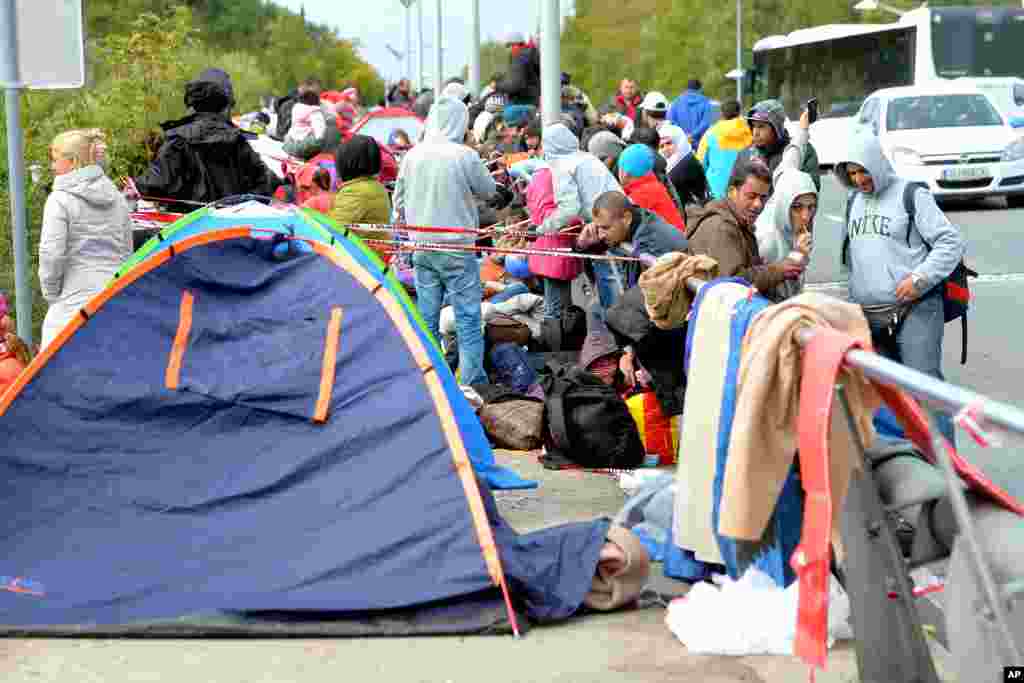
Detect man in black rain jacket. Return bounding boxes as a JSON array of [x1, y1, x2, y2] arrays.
[[133, 68, 280, 211]]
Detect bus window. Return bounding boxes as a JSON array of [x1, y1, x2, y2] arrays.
[[753, 27, 913, 123], [932, 7, 1024, 78]]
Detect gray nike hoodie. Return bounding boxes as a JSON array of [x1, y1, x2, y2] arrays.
[[834, 133, 965, 306]]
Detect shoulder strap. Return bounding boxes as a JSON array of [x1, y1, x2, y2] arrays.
[[547, 392, 572, 451], [903, 181, 928, 248], [841, 191, 856, 267]]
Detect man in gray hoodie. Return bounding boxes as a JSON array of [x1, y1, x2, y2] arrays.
[[835, 132, 965, 443], [393, 96, 497, 386]]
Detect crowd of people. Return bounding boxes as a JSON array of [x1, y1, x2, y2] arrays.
[[15, 32, 966, 445]]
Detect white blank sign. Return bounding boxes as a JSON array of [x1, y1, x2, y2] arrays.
[[2, 0, 85, 89]]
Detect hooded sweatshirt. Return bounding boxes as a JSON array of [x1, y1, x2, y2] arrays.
[[737, 99, 820, 191], [697, 117, 753, 199], [539, 123, 622, 235], [755, 169, 817, 302], [392, 96, 496, 245], [38, 165, 132, 347], [668, 89, 714, 146], [835, 133, 965, 307]]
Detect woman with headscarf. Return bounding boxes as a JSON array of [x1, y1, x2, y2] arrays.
[[330, 135, 392, 260], [659, 124, 710, 211]]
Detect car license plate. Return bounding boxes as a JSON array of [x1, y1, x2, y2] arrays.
[[942, 166, 991, 181]]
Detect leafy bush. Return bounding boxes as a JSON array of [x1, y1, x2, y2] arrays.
[[0, 3, 382, 344]]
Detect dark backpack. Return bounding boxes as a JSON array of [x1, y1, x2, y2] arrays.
[[540, 304, 587, 352], [273, 95, 297, 141], [538, 362, 645, 470], [843, 181, 976, 364], [488, 342, 538, 395]]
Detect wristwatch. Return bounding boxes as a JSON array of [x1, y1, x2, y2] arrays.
[[911, 273, 925, 290]]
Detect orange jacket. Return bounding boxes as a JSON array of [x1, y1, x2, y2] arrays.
[[622, 172, 685, 231]]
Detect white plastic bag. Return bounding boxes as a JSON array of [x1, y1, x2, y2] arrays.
[[665, 567, 852, 656]]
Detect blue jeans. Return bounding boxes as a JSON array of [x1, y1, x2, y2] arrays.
[[590, 258, 626, 312], [414, 251, 487, 386], [867, 292, 956, 447], [543, 278, 571, 320]]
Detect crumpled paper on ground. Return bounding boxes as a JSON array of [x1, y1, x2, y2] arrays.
[[665, 567, 853, 656]]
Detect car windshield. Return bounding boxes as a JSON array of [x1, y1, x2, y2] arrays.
[[356, 117, 424, 148], [886, 94, 1004, 131]]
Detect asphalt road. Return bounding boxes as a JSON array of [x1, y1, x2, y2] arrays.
[[5, 177, 1020, 683]]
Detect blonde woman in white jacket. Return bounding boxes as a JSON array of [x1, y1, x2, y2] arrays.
[[38, 130, 132, 348]]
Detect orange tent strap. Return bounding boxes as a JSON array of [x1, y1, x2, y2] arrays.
[[165, 291, 195, 390], [313, 307, 344, 424]]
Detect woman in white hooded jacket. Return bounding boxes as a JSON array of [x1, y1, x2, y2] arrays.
[[754, 169, 817, 302], [38, 130, 132, 348]]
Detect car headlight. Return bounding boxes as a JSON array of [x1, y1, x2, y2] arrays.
[[890, 147, 923, 166], [1002, 138, 1024, 162]]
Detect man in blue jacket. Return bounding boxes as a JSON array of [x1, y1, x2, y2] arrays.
[[668, 79, 715, 148]]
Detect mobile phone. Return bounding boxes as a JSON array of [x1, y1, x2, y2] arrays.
[[806, 98, 819, 124]]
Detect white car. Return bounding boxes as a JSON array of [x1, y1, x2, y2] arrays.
[[851, 83, 1024, 208]]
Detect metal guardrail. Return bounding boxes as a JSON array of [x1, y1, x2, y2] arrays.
[[685, 276, 1024, 674], [685, 277, 1024, 437]]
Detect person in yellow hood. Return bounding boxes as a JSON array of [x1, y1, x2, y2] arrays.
[[695, 100, 753, 200]]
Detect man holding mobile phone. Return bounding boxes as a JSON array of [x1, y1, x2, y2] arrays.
[[736, 98, 822, 193]]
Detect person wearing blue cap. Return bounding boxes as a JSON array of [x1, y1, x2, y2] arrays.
[[617, 145, 686, 230]]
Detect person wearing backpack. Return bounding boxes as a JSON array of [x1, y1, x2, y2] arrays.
[[835, 132, 966, 444]]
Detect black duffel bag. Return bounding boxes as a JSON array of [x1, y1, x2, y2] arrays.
[[539, 362, 644, 470]]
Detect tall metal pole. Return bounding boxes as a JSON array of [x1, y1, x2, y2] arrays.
[[736, 0, 742, 104], [434, 0, 443, 98], [404, 3, 412, 82], [540, 0, 561, 125], [469, 0, 481, 96], [417, 0, 424, 91], [1, 0, 32, 347]]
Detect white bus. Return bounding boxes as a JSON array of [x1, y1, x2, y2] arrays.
[[751, 5, 1024, 165]]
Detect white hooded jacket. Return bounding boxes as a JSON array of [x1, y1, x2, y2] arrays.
[[38, 164, 132, 348], [755, 169, 818, 302], [538, 123, 621, 235]]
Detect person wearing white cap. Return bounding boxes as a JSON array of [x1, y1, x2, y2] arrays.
[[639, 91, 670, 132]]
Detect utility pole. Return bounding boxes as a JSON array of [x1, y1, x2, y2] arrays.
[[417, 0, 424, 90], [469, 0, 480, 96], [434, 0, 444, 98], [404, 1, 412, 82], [540, 0, 560, 125], [736, 0, 742, 104]]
